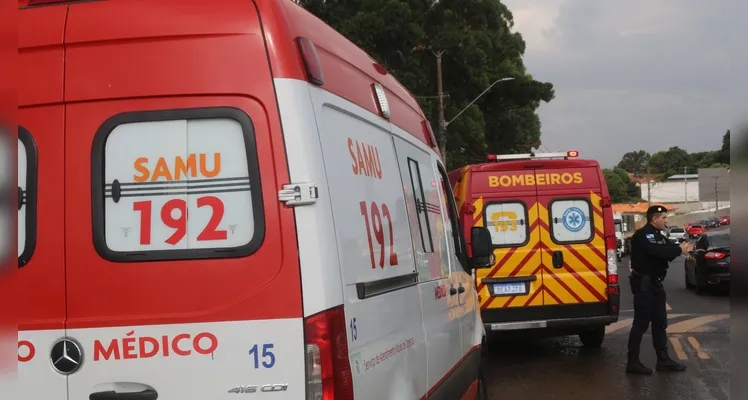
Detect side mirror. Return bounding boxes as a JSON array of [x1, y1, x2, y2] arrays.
[[470, 227, 494, 269]]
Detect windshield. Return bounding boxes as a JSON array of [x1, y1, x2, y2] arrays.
[[691, 225, 703, 229], [709, 234, 730, 249], [670, 228, 684, 233]]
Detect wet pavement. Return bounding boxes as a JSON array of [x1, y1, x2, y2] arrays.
[[482, 255, 730, 400]]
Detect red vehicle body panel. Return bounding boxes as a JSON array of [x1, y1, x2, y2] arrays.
[[18, 0, 437, 330]]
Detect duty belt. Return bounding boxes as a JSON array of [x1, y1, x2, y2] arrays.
[[631, 270, 664, 282]]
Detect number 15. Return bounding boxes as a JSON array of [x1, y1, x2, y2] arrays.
[[248, 344, 275, 369]]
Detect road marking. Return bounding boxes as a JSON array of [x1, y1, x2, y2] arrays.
[[605, 314, 687, 334], [669, 337, 688, 360], [606, 319, 633, 334], [666, 314, 729, 333], [622, 303, 671, 313], [686, 336, 710, 359]]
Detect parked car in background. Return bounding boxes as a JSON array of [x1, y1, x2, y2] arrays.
[[706, 217, 721, 229], [687, 225, 705, 239], [685, 229, 730, 294], [667, 227, 687, 242], [719, 215, 730, 225], [685, 221, 698, 231]]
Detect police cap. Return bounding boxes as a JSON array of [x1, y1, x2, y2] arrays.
[[647, 205, 668, 219], [648, 205, 667, 214]]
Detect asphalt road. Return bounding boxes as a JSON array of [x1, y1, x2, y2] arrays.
[[482, 254, 730, 400]]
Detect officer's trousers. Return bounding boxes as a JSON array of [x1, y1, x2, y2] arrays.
[[627, 274, 668, 355]]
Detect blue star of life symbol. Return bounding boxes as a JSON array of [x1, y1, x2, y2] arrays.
[[567, 213, 581, 227], [562, 207, 586, 232]]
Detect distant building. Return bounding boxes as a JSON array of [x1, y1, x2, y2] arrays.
[[634, 168, 730, 212], [639, 175, 699, 203]]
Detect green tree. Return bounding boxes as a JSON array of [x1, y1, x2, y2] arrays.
[[649, 146, 690, 179], [603, 167, 637, 203], [616, 150, 650, 175], [298, 0, 554, 170], [718, 130, 730, 164]]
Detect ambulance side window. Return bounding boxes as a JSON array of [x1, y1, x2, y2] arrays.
[[91, 108, 265, 262], [436, 164, 468, 268], [17, 126, 38, 268], [484, 202, 529, 247], [407, 158, 434, 253], [549, 198, 593, 243]]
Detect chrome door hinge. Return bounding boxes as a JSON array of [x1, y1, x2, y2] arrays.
[[279, 182, 318, 206]]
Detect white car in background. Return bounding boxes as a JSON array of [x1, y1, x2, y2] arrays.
[[666, 227, 687, 243]]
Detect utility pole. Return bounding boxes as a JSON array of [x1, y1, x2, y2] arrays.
[[646, 166, 651, 209], [647, 181, 651, 208], [684, 166, 688, 209], [712, 176, 719, 215], [435, 50, 446, 161]]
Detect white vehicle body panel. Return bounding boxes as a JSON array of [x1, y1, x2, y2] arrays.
[[67, 320, 305, 399], [18, 329, 67, 400], [276, 77, 483, 399]]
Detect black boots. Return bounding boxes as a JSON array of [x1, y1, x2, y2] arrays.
[[656, 350, 687, 372], [626, 353, 653, 375], [627, 351, 686, 374]]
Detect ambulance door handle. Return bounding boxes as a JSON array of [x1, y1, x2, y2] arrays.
[[450, 286, 458, 296], [457, 285, 466, 294], [90, 389, 158, 400], [552, 251, 564, 269]]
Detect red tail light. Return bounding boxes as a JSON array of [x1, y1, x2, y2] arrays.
[[605, 237, 618, 285], [296, 37, 325, 86], [605, 236, 617, 251], [705, 252, 726, 259], [305, 306, 353, 400]]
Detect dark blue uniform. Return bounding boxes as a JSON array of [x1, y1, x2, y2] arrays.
[[626, 214, 687, 374]]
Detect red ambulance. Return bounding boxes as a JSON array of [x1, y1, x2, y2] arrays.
[[17, 0, 494, 399], [450, 151, 620, 346]]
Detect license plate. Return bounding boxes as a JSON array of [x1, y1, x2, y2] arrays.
[[493, 282, 527, 296]]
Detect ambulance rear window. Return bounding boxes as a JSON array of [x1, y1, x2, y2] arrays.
[[549, 199, 593, 244], [17, 126, 38, 267], [484, 202, 529, 247], [91, 107, 264, 262]]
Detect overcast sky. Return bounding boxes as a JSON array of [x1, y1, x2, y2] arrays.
[[501, 0, 746, 167]]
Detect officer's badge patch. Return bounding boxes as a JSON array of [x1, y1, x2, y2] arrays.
[[646, 234, 655, 239]]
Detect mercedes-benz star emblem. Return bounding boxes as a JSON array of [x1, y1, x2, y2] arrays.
[[50, 338, 83, 375]]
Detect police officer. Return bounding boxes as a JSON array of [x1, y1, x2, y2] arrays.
[[626, 205, 692, 374]]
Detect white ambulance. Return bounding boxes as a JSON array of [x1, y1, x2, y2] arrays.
[[17, 0, 494, 398]]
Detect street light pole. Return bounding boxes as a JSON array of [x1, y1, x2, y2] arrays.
[[445, 77, 515, 129], [412, 45, 513, 164]]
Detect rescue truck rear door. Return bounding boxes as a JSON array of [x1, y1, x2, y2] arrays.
[[536, 167, 609, 313], [472, 169, 544, 314], [63, 1, 303, 399]]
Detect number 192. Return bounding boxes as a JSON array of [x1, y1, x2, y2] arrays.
[[133, 195, 227, 245], [360, 201, 398, 269]]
